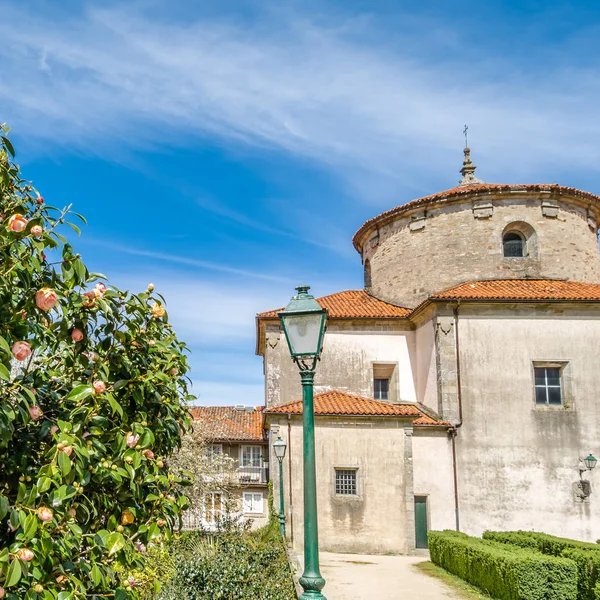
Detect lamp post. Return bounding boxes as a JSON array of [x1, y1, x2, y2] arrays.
[[273, 436, 288, 540], [279, 285, 328, 600], [584, 454, 598, 471]]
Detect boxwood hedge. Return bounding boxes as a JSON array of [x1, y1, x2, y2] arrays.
[[428, 530, 578, 600], [483, 531, 600, 600]]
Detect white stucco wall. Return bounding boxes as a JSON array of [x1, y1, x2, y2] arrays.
[[412, 430, 456, 533], [456, 306, 600, 542], [415, 317, 438, 413], [265, 322, 417, 407], [269, 416, 414, 555]]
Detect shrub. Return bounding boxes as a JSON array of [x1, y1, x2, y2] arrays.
[[484, 531, 600, 600], [141, 521, 295, 599], [0, 127, 193, 598], [428, 530, 578, 600]]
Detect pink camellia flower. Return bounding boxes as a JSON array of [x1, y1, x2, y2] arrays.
[[143, 449, 154, 460], [126, 433, 140, 448], [95, 282, 106, 294], [93, 380, 106, 394], [31, 225, 43, 237], [8, 214, 28, 232], [37, 507, 53, 522], [17, 548, 34, 562], [50, 425, 59, 435], [29, 406, 43, 421], [35, 288, 58, 311], [82, 431, 90, 439], [36, 196, 44, 204], [135, 541, 147, 553], [61, 445, 73, 457], [11, 341, 32, 362], [71, 328, 84, 342]]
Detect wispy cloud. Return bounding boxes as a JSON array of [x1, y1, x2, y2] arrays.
[[2, 3, 600, 193]]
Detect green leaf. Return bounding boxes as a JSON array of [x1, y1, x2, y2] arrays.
[[0, 336, 11, 355], [91, 564, 102, 586], [106, 393, 123, 418], [139, 429, 155, 448], [23, 513, 38, 539], [37, 477, 52, 493], [67, 222, 82, 236], [113, 380, 129, 391], [0, 494, 8, 519], [65, 384, 94, 402], [58, 451, 71, 477], [0, 547, 9, 564], [1, 135, 15, 157], [0, 363, 10, 381], [107, 532, 125, 556], [6, 557, 21, 587]]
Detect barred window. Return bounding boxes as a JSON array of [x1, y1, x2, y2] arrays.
[[503, 231, 526, 257], [335, 469, 357, 495]]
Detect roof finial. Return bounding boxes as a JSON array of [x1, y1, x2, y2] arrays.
[[459, 126, 484, 186]]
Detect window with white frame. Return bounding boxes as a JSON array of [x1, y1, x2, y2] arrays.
[[204, 492, 223, 524], [241, 445, 262, 468], [335, 469, 358, 495], [243, 492, 263, 514], [206, 443, 223, 457], [534, 366, 563, 405]]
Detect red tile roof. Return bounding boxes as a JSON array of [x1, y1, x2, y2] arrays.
[[257, 289, 410, 319], [190, 406, 266, 442], [431, 279, 600, 301], [353, 183, 600, 251], [264, 390, 448, 426]]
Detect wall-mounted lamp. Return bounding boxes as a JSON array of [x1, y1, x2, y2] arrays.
[[575, 453, 597, 501]]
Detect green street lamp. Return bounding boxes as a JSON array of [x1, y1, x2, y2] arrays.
[[584, 454, 597, 471], [273, 436, 288, 540], [279, 285, 328, 600]]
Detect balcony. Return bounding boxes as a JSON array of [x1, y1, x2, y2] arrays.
[[235, 465, 269, 486]]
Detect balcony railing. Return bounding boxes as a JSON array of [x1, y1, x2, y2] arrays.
[[236, 465, 269, 485]]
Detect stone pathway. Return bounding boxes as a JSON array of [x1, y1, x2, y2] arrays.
[[314, 552, 461, 600]]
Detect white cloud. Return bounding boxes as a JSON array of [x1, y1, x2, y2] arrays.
[[2, 4, 600, 194]]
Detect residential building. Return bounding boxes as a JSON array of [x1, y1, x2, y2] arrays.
[[189, 406, 269, 529], [256, 148, 600, 554]]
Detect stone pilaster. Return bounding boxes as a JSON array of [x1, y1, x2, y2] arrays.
[[404, 425, 416, 553], [434, 313, 460, 424]]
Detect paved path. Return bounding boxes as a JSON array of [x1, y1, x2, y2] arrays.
[[315, 552, 461, 600]]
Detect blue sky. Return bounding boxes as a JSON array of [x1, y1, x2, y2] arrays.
[[2, 0, 600, 405]]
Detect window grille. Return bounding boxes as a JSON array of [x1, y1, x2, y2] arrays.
[[503, 232, 525, 257], [534, 367, 562, 405], [335, 469, 357, 495]]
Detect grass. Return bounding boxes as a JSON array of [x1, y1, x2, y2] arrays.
[[414, 561, 494, 599]]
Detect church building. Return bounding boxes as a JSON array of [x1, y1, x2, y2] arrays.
[[256, 148, 600, 554]]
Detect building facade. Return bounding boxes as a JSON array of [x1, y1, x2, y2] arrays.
[[189, 406, 269, 530], [256, 149, 600, 554]]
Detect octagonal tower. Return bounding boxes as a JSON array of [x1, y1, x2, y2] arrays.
[[353, 149, 600, 308]]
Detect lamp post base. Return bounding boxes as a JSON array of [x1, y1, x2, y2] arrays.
[[299, 575, 326, 600]]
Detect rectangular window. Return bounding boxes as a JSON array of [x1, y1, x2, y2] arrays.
[[335, 469, 358, 495], [206, 443, 223, 456], [243, 492, 264, 514], [241, 446, 262, 468], [534, 366, 563, 405], [374, 378, 390, 401], [204, 492, 223, 524]]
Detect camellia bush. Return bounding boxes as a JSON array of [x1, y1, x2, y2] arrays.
[[0, 125, 193, 599]]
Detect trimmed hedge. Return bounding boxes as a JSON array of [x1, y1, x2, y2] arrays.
[[483, 531, 600, 600], [429, 530, 578, 600]]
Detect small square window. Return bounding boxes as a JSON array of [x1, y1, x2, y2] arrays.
[[335, 469, 357, 495], [374, 378, 389, 401], [534, 366, 563, 405]]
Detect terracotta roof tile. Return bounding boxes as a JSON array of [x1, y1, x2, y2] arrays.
[[264, 390, 448, 426], [353, 183, 600, 251], [431, 279, 600, 301], [257, 290, 410, 319], [190, 406, 266, 442]]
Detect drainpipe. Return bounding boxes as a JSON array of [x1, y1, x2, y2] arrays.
[[451, 301, 463, 531], [287, 414, 294, 545]]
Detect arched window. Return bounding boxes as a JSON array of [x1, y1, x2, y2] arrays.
[[503, 231, 526, 258], [364, 259, 372, 289]]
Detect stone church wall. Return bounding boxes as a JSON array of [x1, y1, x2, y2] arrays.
[[361, 194, 600, 308]]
